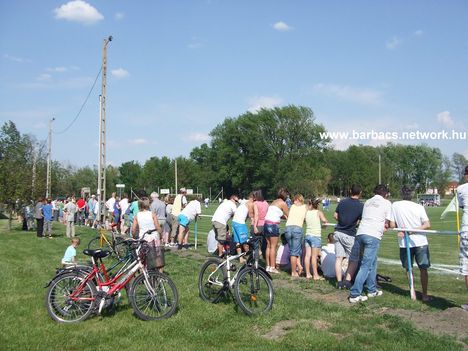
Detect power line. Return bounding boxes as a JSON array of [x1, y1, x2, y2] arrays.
[[53, 66, 102, 135]]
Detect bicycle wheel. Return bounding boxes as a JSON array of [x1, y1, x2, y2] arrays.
[[234, 267, 274, 316], [198, 258, 227, 303], [129, 271, 178, 320], [113, 237, 129, 260], [87, 236, 103, 250], [45, 272, 97, 323]]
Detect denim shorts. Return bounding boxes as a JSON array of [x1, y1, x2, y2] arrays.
[[400, 245, 431, 270], [264, 223, 280, 237], [304, 235, 321, 248], [284, 225, 303, 257]]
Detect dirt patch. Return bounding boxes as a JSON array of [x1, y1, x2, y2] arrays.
[[380, 307, 468, 343], [261, 320, 298, 340], [273, 278, 350, 307], [312, 320, 332, 330]]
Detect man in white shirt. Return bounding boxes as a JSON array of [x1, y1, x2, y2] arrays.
[[349, 185, 392, 303], [177, 198, 202, 249], [457, 166, 468, 311], [389, 186, 431, 301], [212, 194, 239, 256]]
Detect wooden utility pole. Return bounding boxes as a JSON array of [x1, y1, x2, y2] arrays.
[[97, 35, 112, 223]]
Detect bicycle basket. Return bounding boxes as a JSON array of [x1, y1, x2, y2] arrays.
[[145, 241, 165, 269]]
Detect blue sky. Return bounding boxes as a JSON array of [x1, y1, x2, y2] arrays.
[[1, 0, 467, 167]]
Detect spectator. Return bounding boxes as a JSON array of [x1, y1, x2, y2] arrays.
[[252, 189, 269, 260], [76, 197, 86, 226], [232, 193, 256, 260], [264, 188, 290, 274], [119, 194, 130, 233], [321, 233, 341, 279], [285, 194, 308, 278], [349, 185, 392, 303], [34, 197, 45, 238], [212, 194, 239, 256], [62, 237, 80, 266], [170, 188, 188, 246], [334, 184, 364, 289], [177, 198, 202, 249], [42, 199, 54, 239], [304, 198, 328, 280], [457, 165, 468, 311], [389, 186, 432, 301], [150, 192, 167, 239], [132, 197, 161, 242], [64, 198, 78, 238]]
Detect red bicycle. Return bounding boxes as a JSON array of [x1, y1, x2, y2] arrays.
[[45, 230, 178, 322]]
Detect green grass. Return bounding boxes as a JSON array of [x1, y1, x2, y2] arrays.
[[0, 203, 466, 351]]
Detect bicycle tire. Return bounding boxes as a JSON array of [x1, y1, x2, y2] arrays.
[[87, 236, 103, 250], [45, 272, 97, 323], [129, 271, 178, 320], [198, 258, 227, 303], [113, 237, 129, 260], [233, 267, 274, 316]]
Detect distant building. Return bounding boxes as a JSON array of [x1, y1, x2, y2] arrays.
[[445, 181, 459, 196]]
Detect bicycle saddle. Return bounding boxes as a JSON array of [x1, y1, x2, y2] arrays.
[[83, 249, 111, 259]]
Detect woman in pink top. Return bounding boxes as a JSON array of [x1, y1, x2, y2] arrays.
[[251, 189, 269, 260]]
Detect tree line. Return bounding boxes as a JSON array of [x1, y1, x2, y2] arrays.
[[1, 106, 466, 206]]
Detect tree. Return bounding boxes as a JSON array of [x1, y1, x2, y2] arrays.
[[452, 153, 468, 182], [197, 105, 330, 197]]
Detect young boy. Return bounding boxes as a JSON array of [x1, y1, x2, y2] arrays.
[[62, 237, 80, 266]]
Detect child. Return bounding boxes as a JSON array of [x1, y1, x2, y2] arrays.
[[62, 237, 80, 266], [320, 233, 341, 278], [304, 198, 328, 280]]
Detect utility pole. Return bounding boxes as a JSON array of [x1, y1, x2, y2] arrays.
[[46, 117, 55, 199], [97, 35, 112, 223], [378, 154, 382, 184], [174, 158, 178, 193], [31, 144, 37, 200]]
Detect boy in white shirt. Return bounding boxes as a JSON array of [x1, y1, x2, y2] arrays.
[[457, 166, 468, 311], [62, 237, 80, 266]]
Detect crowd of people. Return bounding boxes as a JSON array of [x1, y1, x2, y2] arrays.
[[18, 164, 468, 307]]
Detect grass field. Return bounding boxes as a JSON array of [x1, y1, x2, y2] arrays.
[[0, 202, 467, 351]]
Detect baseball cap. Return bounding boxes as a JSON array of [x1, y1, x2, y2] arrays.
[[180, 187, 187, 193]]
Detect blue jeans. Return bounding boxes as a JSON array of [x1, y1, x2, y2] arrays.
[[350, 235, 381, 297], [285, 225, 303, 257]]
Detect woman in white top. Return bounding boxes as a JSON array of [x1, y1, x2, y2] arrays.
[[132, 197, 162, 242], [264, 188, 290, 273]]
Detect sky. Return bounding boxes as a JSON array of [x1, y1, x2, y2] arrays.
[[1, 0, 467, 167]]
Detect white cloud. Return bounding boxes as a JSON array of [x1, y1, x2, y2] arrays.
[[436, 111, 454, 127], [54, 0, 104, 25], [111, 68, 130, 79], [188, 133, 210, 142], [18, 76, 94, 90], [115, 12, 125, 20], [273, 21, 292, 32], [37, 73, 52, 82], [312, 83, 383, 105], [413, 29, 424, 36], [129, 138, 149, 145], [386, 36, 401, 50], [248, 96, 284, 113], [46, 66, 68, 73], [3, 54, 31, 63], [187, 37, 204, 49]]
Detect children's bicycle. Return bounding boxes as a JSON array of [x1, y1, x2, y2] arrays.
[[45, 230, 178, 322], [198, 236, 274, 316]]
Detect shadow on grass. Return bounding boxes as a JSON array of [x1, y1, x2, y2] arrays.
[[380, 282, 459, 310]]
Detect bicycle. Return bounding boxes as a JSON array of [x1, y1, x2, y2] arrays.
[[45, 230, 178, 322], [87, 223, 127, 260], [198, 236, 274, 316]]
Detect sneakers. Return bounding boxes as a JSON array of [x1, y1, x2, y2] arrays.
[[367, 290, 383, 298], [266, 266, 279, 274], [349, 295, 368, 303]]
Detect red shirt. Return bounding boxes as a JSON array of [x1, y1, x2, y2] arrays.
[[77, 198, 86, 210]]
